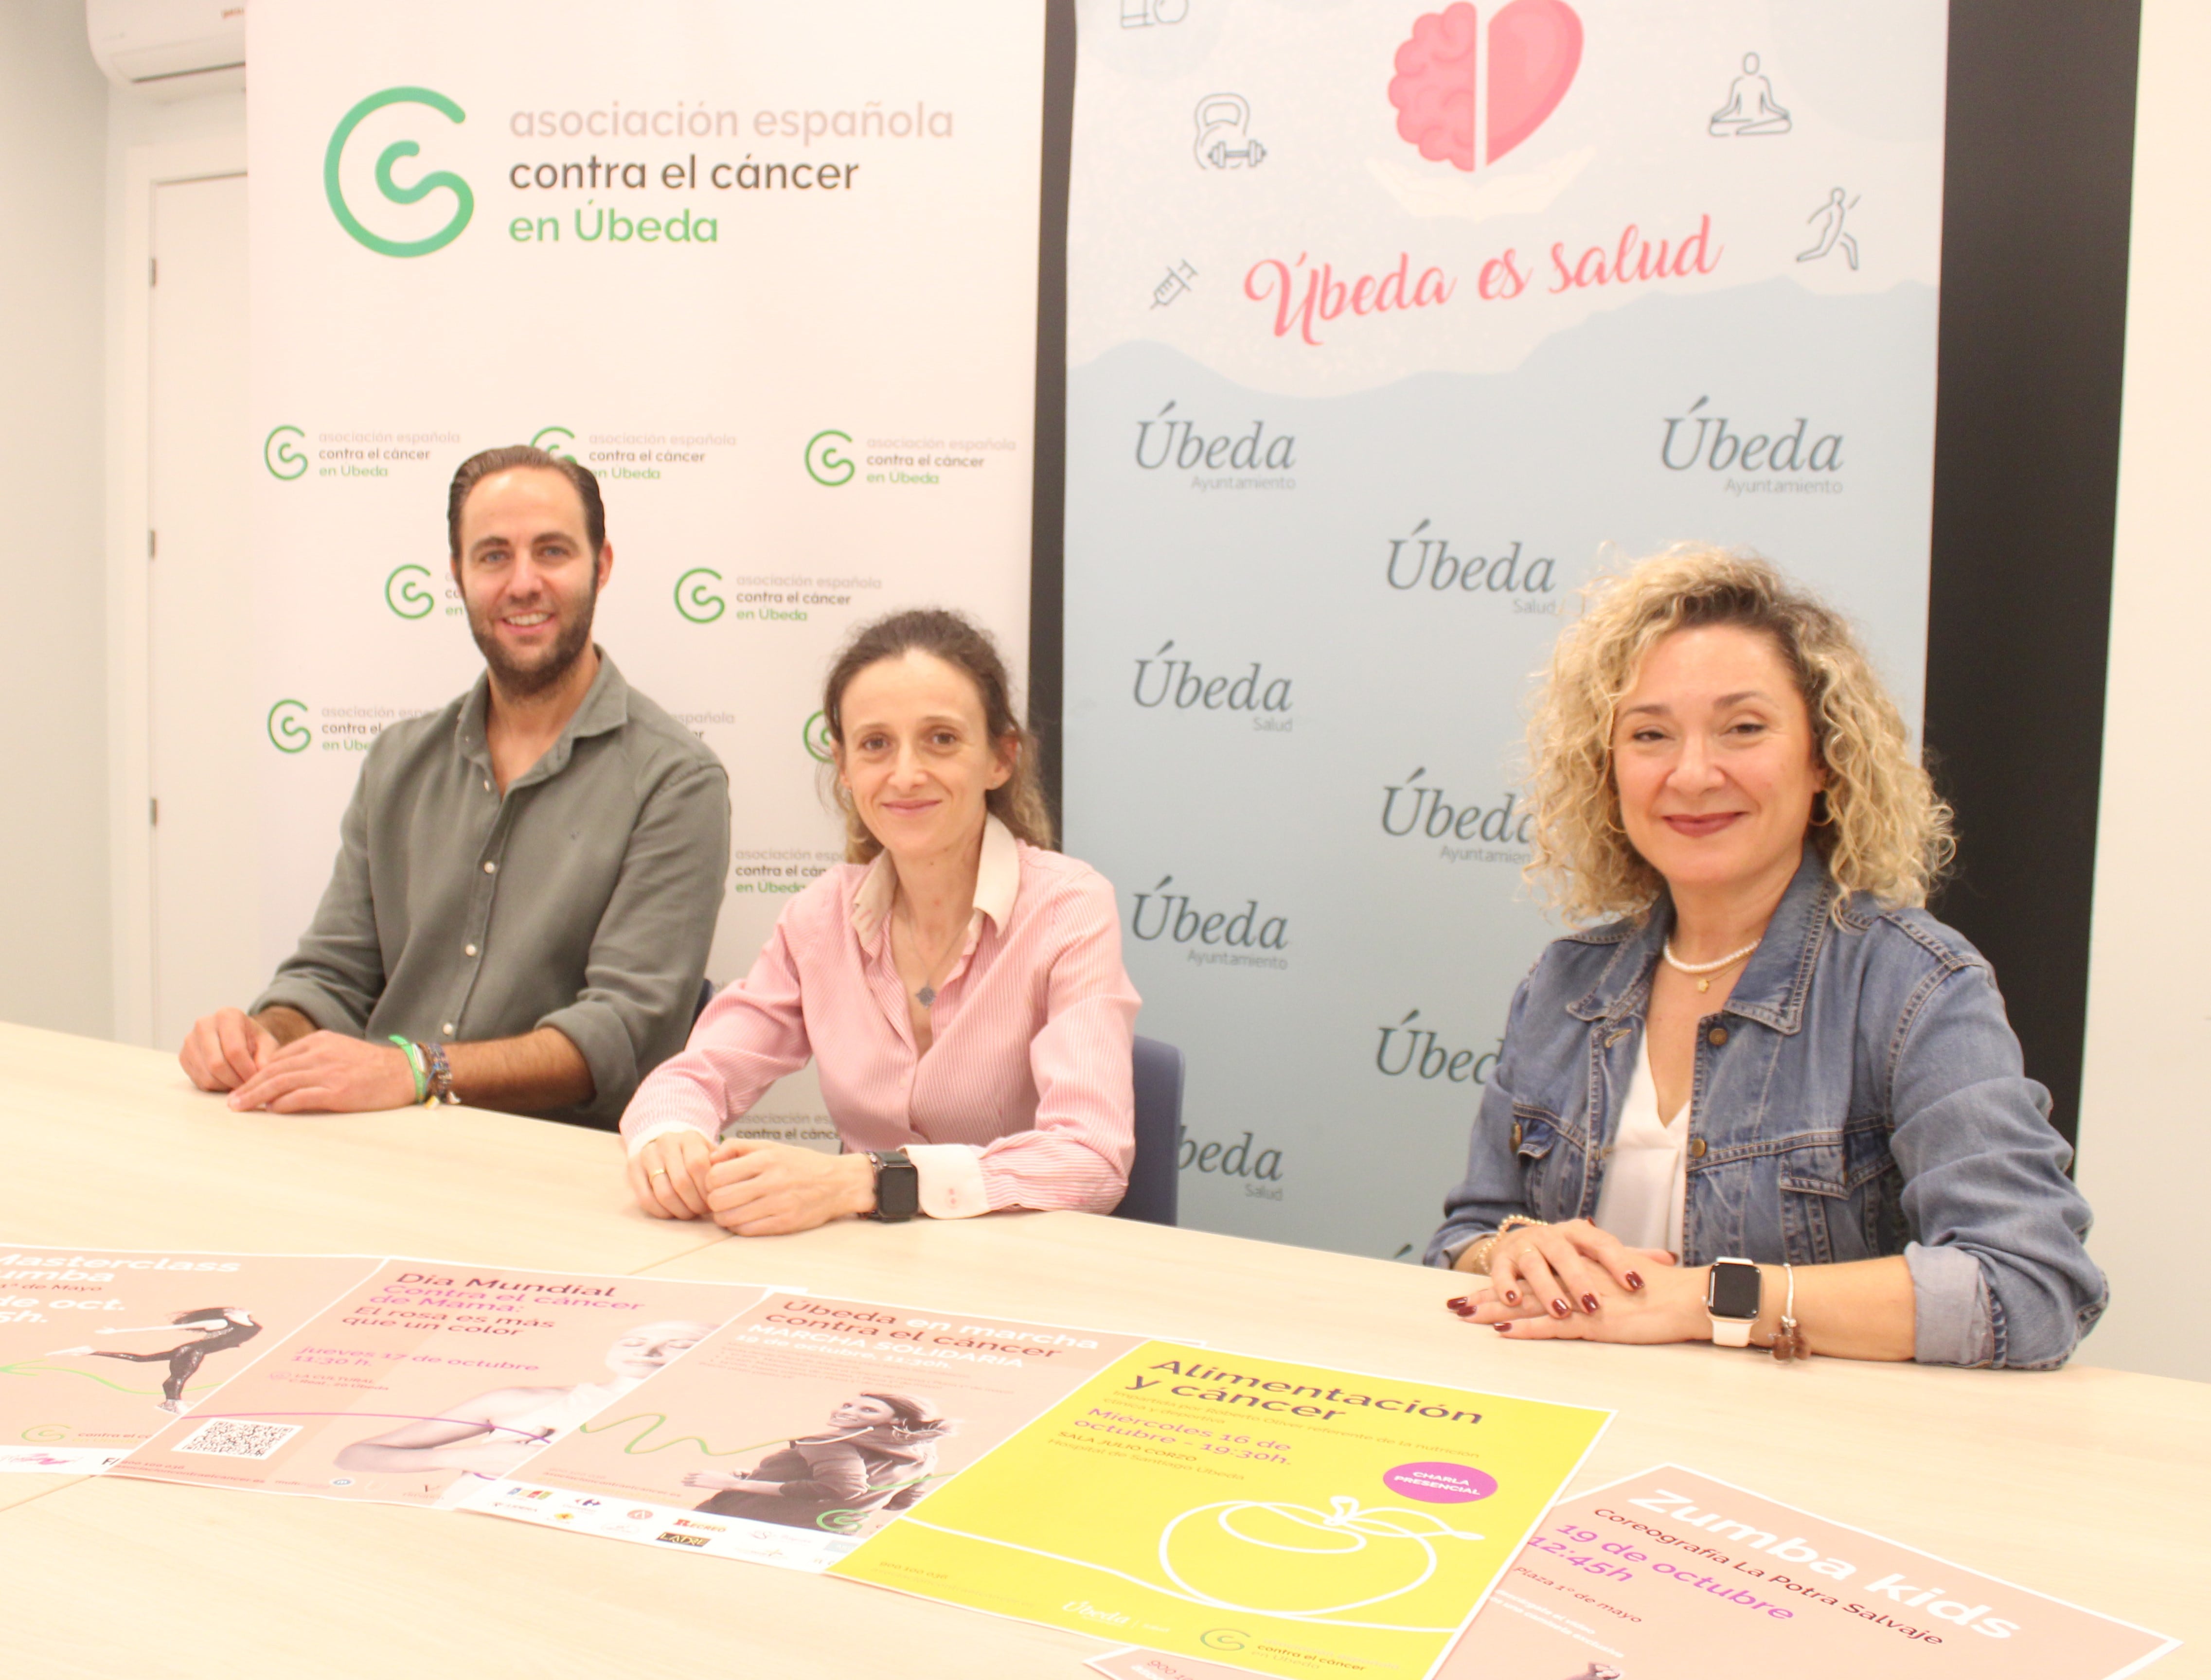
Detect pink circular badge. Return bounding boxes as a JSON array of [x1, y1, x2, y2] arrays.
[[1383, 1461, 1498, 1503]]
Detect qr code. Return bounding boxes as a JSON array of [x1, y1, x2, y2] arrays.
[[175, 1419, 303, 1460]]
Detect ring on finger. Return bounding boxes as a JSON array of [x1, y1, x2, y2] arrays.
[[649, 1168, 671, 1179]]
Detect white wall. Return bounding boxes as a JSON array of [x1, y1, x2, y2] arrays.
[[0, 2, 112, 1036], [2074, 0, 2211, 1383]]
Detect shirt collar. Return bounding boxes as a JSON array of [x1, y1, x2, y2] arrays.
[[455, 647, 630, 785], [849, 814, 1022, 948]]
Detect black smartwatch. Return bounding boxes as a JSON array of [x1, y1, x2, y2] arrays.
[[1705, 1256, 1763, 1347], [867, 1149, 920, 1222]]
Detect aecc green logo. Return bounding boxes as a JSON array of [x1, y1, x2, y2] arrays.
[[325, 86, 474, 258]]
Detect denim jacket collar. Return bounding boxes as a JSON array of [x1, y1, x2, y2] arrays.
[[1566, 847, 1837, 1034]]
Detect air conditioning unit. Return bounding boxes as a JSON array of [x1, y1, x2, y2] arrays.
[[87, 0, 246, 91]]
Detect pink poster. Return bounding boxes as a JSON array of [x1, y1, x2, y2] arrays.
[[113, 1259, 764, 1507], [1087, 1465, 2176, 1680], [0, 1245, 382, 1472], [457, 1291, 1147, 1571]]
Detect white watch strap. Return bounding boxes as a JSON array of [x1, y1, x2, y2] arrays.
[[1707, 1256, 1761, 1347]]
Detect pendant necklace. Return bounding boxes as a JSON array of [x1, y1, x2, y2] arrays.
[[895, 902, 968, 1009], [1661, 937, 1761, 993]]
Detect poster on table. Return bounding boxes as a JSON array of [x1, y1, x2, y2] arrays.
[[0, 1246, 381, 1473], [1086, 1465, 2179, 1680], [1062, 0, 1951, 1257], [460, 1291, 1148, 1570], [112, 1260, 763, 1507], [250, 0, 1045, 1145], [829, 1341, 1609, 1679]]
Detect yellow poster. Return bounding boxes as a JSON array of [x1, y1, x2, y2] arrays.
[[830, 1341, 1609, 1679]]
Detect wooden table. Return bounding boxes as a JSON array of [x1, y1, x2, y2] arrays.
[[1, 1022, 2201, 1677]]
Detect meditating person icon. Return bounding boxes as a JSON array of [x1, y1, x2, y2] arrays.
[[1709, 53, 1792, 136]]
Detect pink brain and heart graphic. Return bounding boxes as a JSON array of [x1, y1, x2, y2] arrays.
[[1390, 0, 1582, 172]]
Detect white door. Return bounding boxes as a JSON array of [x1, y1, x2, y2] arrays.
[[148, 172, 261, 1053]]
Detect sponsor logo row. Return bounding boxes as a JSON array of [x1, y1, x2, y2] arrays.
[[262, 397, 1842, 499], [264, 424, 1014, 493]]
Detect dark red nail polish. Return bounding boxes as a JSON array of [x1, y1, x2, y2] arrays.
[[1446, 1296, 1469, 1311], [1580, 1293, 1601, 1314], [1625, 1272, 1645, 1291], [1503, 1290, 1519, 1305], [1492, 1321, 1513, 1333], [1550, 1298, 1570, 1319]]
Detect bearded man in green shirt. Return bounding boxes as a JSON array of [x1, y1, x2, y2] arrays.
[[178, 445, 730, 1129]]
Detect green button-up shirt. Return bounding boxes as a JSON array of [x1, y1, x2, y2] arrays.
[[253, 652, 730, 1129]]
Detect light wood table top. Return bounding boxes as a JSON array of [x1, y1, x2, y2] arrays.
[[0, 1022, 722, 1271], [1, 1025, 2201, 1677]]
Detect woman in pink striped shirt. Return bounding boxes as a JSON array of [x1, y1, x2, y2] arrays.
[[622, 609, 1141, 1233]]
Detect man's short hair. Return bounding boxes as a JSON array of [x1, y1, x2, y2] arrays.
[[447, 445, 607, 561]]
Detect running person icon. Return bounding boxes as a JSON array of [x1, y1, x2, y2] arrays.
[[1797, 188, 1861, 269], [54, 1308, 263, 1414]]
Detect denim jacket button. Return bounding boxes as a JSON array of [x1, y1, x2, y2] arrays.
[[1707, 1026, 1730, 1047], [1689, 1136, 1708, 1159], [1510, 1121, 1524, 1149]]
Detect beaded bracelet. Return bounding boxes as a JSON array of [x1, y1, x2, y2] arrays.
[[424, 1041, 458, 1106]]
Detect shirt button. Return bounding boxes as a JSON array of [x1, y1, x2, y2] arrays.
[[442, 1022, 456, 1036], [1689, 1137, 1709, 1159], [464, 944, 478, 957], [483, 860, 497, 874], [1706, 1026, 1729, 1047], [482, 779, 491, 792], [1510, 1121, 1523, 1149]]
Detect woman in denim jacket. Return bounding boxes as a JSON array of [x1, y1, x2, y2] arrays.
[[1429, 548, 2104, 1368]]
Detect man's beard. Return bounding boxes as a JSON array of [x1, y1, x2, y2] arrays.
[[468, 582, 597, 698]]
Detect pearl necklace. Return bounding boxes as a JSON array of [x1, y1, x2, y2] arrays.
[[1662, 937, 1761, 993]]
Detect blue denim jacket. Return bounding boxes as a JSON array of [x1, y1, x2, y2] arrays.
[[1426, 851, 2106, 1368]]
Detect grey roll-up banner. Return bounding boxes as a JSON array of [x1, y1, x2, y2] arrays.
[[1064, 0, 1948, 1256], [250, 1, 1046, 1145]]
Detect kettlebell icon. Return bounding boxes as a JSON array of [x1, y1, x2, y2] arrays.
[[1194, 94, 1266, 170]]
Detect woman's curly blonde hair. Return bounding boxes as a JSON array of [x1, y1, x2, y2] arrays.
[[1525, 545, 1953, 925]]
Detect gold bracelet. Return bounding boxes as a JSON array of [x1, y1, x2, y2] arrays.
[[1463, 1215, 1547, 1276]]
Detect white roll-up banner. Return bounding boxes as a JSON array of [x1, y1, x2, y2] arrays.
[[250, 0, 1045, 1146], [1063, 0, 1949, 1255]]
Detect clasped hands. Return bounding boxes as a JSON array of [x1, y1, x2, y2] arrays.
[[627, 1131, 877, 1236], [1450, 1218, 1708, 1344], [181, 1008, 416, 1113]]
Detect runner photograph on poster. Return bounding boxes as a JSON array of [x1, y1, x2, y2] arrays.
[[458, 1292, 1147, 1571], [0, 1247, 382, 1473], [110, 1260, 763, 1507]]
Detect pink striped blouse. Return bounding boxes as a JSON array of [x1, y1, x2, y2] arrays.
[[621, 817, 1141, 1217]]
